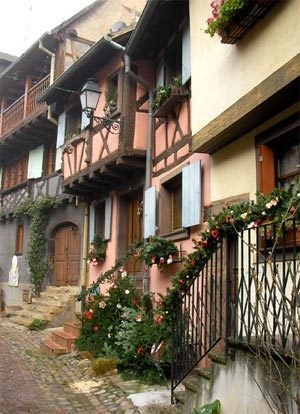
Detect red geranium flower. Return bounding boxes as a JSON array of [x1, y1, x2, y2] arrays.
[[132, 297, 137, 305], [210, 229, 220, 238], [137, 346, 145, 355], [290, 206, 296, 215], [86, 309, 93, 320], [179, 279, 185, 286], [93, 325, 99, 332], [154, 314, 164, 325]]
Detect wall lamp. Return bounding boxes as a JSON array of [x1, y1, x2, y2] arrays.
[[80, 78, 121, 133]]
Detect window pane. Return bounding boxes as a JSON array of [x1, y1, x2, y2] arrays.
[[172, 183, 182, 230], [95, 203, 105, 239]]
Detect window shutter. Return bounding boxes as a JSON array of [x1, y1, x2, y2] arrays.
[[81, 110, 90, 130], [55, 147, 62, 171], [56, 112, 66, 148], [89, 204, 96, 243], [0, 168, 2, 190], [104, 197, 112, 240], [182, 23, 191, 85], [156, 58, 164, 88], [27, 145, 44, 179], [182, 161, 201, 227], [144, 186, 156, 238], [260, 145, 275, 195]]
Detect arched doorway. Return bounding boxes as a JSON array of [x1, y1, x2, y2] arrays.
[[53, 224, 80, 286]]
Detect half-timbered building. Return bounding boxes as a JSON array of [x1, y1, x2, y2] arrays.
[[0, 0, 146, 314]]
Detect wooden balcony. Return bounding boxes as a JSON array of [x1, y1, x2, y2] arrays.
[[0, 74, 50, 138], [61, 124, 146, 197]]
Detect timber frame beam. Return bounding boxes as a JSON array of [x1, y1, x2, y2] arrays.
[[192, 54, 300, 154]]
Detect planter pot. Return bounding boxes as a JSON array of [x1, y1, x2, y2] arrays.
[[219, 0, 278, 44], [153, 87, 189, 118]]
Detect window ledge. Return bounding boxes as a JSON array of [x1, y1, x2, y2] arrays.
[[160, 227, 189, 242]]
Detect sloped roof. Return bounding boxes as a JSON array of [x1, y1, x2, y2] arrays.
[[0, 52, 17, 63], [39, 28, 133, 106]]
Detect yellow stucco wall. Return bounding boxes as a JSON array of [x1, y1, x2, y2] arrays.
[[210, 133, 256, 202], [70, 0, 146, 42], [189, 0, 300, 134]]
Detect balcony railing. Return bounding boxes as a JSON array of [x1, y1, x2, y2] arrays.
[[171, 219, 299, 395], [0, 74, 50, 137]]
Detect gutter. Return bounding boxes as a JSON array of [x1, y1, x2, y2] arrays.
[[38, 40, 57, 125], [104, 36, 153, 190], [104, 36, 154, 292]]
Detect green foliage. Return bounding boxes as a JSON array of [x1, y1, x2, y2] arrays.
[[76, 275, 142, 355], [91, 357, 118, 375], [151, 76, 183, 111], [14, 197, 59, 296], [28, 319, 47, 331], [205, 0, 247, 37], [192, 400, 221, 414], [88, 235, 107, 264], [104, 86, 117, 107], [138, 236, 178, 269]]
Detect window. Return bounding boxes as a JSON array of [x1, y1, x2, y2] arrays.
[[258, 121, 300, 194], [95, 202, 105, 239], [2, 155, 28, 191], [44, 143, 56, 176], [170, 177, 182, 231], [15, 224, 24, 255], [65, 100, 82, 140], [155, 21, 190, 88]]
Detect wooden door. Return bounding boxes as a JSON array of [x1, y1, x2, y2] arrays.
[[53, 225, 80, 286], [127, 197, 143, 276]]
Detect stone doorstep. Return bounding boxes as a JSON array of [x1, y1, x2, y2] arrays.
[[41, 339, 68, 357], [181, 375, 199, 393], [173, 390, 185, 404], [63, 321, 81, 337], [51, 330, 78, 352]]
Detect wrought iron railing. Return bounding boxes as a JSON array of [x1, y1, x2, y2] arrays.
[[171, 237, 227, 391], [171, 218, 299, 395]]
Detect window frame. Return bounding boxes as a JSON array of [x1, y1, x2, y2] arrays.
[[15, 223, 24, 255]]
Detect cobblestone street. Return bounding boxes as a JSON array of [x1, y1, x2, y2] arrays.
[[0, 322, 170, 414]]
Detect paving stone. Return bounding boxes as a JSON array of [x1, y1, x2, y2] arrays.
[[0, 319, 174, 414]]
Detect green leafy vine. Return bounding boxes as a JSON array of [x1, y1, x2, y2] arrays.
[[14, 197, 59, 296]]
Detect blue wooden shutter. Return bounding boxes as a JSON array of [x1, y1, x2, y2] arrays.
[[56, 112, 66, 148], [156, 58, 164, 88], [27, 145, 44, 179], [182, 161, 201, 227], [81, 110, 90, 130], [89, 204, 96, 243], [144, 186, 156, 238], [104, 197, 112, 240], [55, 112, 66, 170], [182, 22, 191, 85]]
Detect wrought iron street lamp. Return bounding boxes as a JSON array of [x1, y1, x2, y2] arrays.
[[80, 78, 121, 133]]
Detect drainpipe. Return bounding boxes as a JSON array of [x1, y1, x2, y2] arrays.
[[104, 36, 153, 190], [80, 204, 89, 289], [39, 39, 58, 125], [104, 36, 154, 292]]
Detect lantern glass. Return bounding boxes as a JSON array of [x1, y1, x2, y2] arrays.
[[80, 79, 101, 112]]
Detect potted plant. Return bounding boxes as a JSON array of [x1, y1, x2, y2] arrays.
[[138, 236, 179, 270], [88, 235, 107, 266], [205, 0, 278, 44], [103, 86, 117, 116], [152, 76, 189, 117]]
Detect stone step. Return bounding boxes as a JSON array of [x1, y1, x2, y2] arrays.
[[208, 352, 227, 365], [63, 321, 81, 337], [44, 286, 79, 293], [194, 367, 212, 380], [182, 375, 199, 393], [173, 390, 186, 404], [17, 310, 52, 321], [51, 331, 77, 352], [8, 315, 36, 327], [41, 340, 68, 357], [21, 303, 64, 313]]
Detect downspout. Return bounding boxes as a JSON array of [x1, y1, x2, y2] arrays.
[[39, 39, 58, 125], [104, 36, 154, 292], [80, 204, 89, 290]]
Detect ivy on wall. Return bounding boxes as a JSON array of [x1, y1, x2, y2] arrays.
[[14, 197, 59, 296]]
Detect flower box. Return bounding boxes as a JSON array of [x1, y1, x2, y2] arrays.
[[219, 0, 278, 44], [153, 86, 189, 118]]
